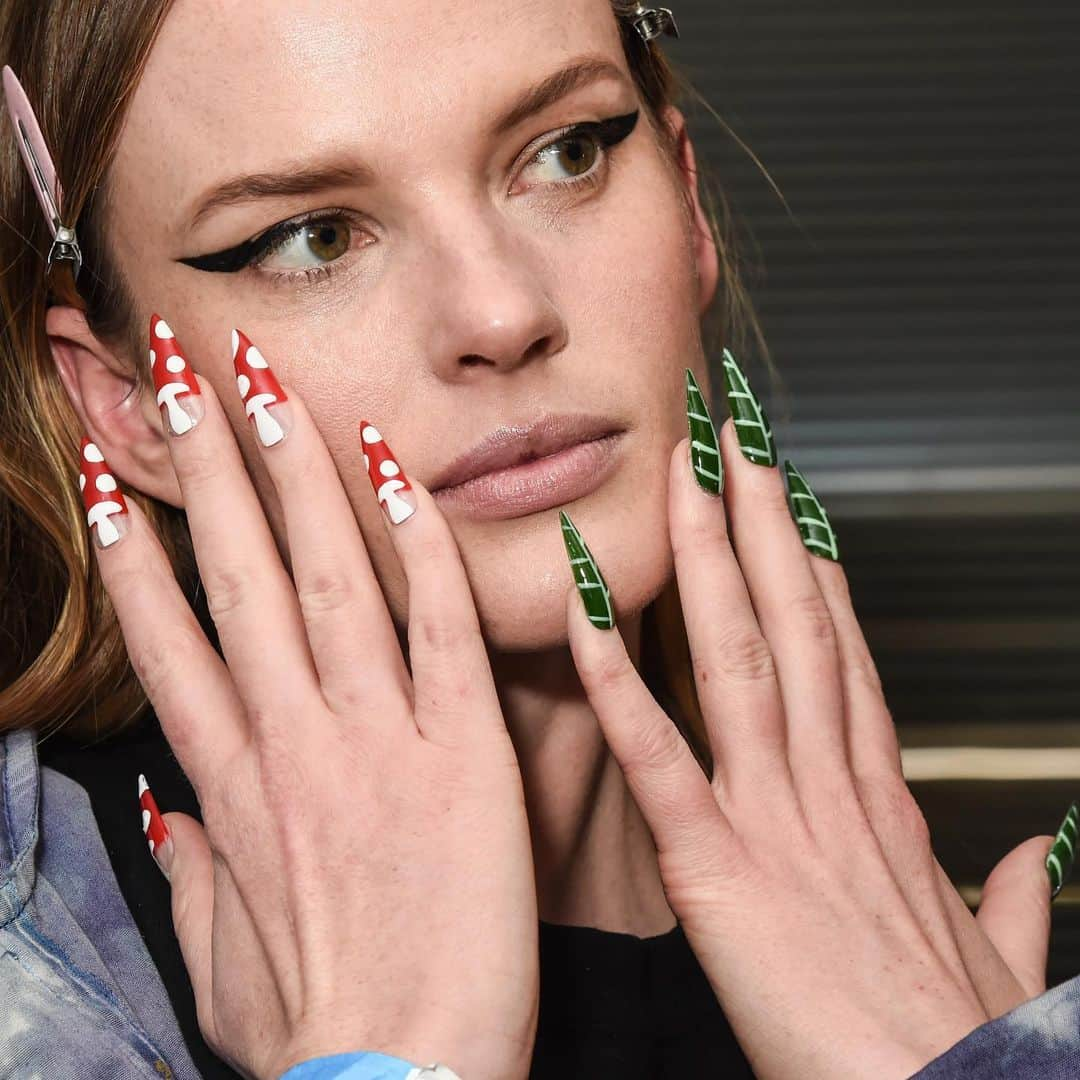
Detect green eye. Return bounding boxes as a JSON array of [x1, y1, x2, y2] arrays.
[[263, 217, 352, 271], [532, 135, 601, 182]]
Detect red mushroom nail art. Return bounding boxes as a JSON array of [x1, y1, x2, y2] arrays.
[[232, 328, 290, 448], [149, 314, 203, 436], [138, 774, 174, 880], [79, 436, 128, 548], [360, 421, 417, 525]]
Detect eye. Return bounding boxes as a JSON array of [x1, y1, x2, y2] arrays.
[[257, 216, 353, 272], [526, 133, 601, 184], [516, 111, 639, 192]]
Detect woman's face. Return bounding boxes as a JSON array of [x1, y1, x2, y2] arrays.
[[105, 0, 718, 650]]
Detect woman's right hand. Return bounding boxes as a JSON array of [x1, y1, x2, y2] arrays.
[[84, 322, 539, 1080]]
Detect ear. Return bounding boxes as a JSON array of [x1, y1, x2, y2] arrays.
[[660, 105, 720, 316], [46, 304, 183, 507]]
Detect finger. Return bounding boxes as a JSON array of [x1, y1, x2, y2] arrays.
[[162, 811, 220, 1047], [719, 402, 849, 789], [229, 330, 410, 722], [84, 441, 244, 789], [667, 436, 793, 802], [564, 556, 732, 868], [149, 316, 319, 724], [809, 552, 903, 778], [357, 422, 501, 749], [977, 835, 1055, 1000]]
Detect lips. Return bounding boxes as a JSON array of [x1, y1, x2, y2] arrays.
[[429, 414, 624, 494]]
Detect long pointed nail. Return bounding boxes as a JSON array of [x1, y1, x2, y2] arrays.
[[149, 314, 204, 436], [360, 422, 417, 525], [686, 369, 723, 495], [79, 437, 129, 549], [784, 460, 840, 562], [138, 774, 174, 882], [1047, 802, 1078, 900], [722, 348, 776, 467], [560, 511, 614, 631], [233, 329, 291, 448]]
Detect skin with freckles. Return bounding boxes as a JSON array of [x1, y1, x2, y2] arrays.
[[49, 0, 719, 936]]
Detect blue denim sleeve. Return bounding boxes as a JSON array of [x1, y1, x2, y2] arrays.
[[279, 1051, 418, 1080], [911, 974, 1080, 1078]]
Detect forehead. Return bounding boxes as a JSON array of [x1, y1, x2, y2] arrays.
[[116, 0, 625, 213]]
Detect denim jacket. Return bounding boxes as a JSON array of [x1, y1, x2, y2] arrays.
[[0, 728, 199, 1078], [3, 725, 1080, 1079]]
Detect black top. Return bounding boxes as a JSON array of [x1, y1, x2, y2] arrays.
[[42, 716, 754, 1078]]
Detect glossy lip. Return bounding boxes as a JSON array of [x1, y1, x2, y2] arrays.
[[430, 414, 626, 521]]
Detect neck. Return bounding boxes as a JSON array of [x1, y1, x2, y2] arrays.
[[489, 616, 676, 939]]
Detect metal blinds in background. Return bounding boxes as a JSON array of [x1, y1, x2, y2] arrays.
[[664, 0, 1080, 983]]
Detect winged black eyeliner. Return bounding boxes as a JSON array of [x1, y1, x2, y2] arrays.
[[176, 110, 640, 276]]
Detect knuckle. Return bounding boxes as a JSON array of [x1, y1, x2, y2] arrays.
[[202, 562, 258, 623], [671, 521, 728, 564], [623, 715, 692, 777], [296, 570, 356, 620], [410, 611, 470, 655], [789, 591, 837, 646], [857, 772, 931, 850], [128, 624, 205, 703], [709, 628, 777, 684], [848, 648, 885, 697]]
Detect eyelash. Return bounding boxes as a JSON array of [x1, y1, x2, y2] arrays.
[[230, 111, 640, 288]]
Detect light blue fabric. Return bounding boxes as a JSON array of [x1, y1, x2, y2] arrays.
[[279, 1051, 417, 1080], [0, 728, 199, 1078]]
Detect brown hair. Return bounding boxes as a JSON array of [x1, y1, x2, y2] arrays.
[[0, 1, 770, 763]]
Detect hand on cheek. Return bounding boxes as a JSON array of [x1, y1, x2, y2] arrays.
[[564, 352, 1066, 1079]]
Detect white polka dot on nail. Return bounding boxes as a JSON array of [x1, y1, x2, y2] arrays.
[[78, 474, 86, 491], [231, 329, 240, 358], [148, 349, 157, 367], [379, 459, 399, 478], [362, 454, 370, 470], [362, 425, 382, 444], [154, 319, 174, 340], [236, 374, 250, 397], [83, 443, 104, 463], [246, 346, 268, 369], [96, 473, 117, 493], [165, 355, 186, 374]]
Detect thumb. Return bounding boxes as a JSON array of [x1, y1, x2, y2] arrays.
[[138, 776, 217, 1042], [163, 810, 217, 1045], [976, 834, 1056, 999]]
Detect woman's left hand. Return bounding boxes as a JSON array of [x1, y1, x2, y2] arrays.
[[566, 407, 1057, 1079]]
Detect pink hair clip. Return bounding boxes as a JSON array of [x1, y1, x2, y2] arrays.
[[2, 65, 82, 281]]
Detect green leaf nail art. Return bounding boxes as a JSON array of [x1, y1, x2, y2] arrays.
[[1047, 801, 1079, 899], [560, 511, 614, 631], [784, 460, 840, 562], [685, 369, 723, 495], [722, 348, 776, 467]]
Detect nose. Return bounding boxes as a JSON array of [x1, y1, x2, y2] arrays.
[[412, 204, 569, 381]]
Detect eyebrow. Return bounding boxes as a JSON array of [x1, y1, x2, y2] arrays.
[[183, 53, 631, 231]]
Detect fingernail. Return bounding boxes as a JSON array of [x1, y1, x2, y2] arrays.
[[1047, 801, 1078, 900], [722, 348, 777, 467], [79, 436, 130, 549], [138, 774, 174, 881], [360, 421, 417, 525], [560, 511, 614, 631], [784, 460, 840, 562], [686, 368, 723, 495], [233, 329, 291, 448], [149, 314, 204, 436]]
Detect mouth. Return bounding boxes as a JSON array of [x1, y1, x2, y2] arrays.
[[430, 414, 626, 521]]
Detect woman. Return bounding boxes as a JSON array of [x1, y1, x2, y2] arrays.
[[1, 0, 1075, 1077]]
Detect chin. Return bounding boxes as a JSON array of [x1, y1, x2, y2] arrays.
[[464, 494, 675, 653]]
